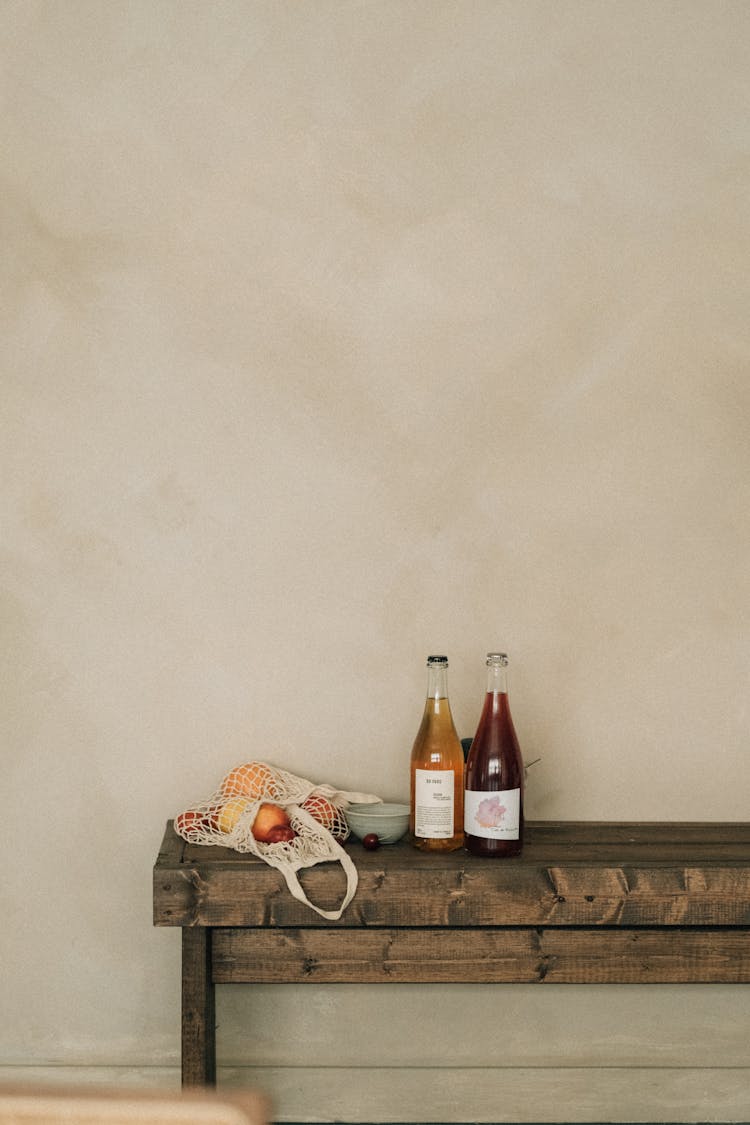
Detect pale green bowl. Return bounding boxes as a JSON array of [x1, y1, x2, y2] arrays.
[[345, 802, 410, 845]]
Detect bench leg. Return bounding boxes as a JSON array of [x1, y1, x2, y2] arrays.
[[182, 927, 216, 1086]]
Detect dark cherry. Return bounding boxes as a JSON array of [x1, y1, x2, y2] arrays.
[[362, 833, 380, 850]]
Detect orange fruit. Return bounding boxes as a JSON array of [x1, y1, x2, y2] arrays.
[[220, 762, 279, 801]]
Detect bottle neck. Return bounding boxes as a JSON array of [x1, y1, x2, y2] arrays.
[[486, 659, 509, 696], [427, 663, 450, 701]]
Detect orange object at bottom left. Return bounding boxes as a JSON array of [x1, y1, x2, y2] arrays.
[[0, 1083, 271, 1125]]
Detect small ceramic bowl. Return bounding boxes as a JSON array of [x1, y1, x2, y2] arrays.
[[345, 802, 410, 845]]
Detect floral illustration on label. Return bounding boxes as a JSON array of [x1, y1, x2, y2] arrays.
[[475, 795, 507, 828]]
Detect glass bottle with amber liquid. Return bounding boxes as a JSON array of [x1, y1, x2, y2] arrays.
[[410, 655, 464, 851], [464, 652, 524, 857]]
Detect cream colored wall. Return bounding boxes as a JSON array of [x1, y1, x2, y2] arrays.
[[2, 1, 749, 1121]]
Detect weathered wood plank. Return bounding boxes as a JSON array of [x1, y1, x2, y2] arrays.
[[154, 821, 750, 928], [211, 926, 750, 984], [182, 928, 216, 1087], [155, 861, 750, 929], [175, 820, 750, 864], [526, 821, 750, 846], [156, 822, 185, 863]]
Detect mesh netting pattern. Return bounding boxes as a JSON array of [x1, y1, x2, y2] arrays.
[[173, 760, 381, 919]]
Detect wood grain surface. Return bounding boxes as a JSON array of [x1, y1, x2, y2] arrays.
[[154, 820, 750, 929]]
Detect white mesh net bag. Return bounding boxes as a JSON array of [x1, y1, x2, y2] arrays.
[[174, 761, 382, 920]]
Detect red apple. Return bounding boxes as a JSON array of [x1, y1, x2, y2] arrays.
[[264, 824, 297, 844]]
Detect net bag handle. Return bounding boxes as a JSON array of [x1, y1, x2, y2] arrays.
[[269, 839, 360, 921]]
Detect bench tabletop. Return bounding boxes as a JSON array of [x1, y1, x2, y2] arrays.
[[154, 819, 750, 929]]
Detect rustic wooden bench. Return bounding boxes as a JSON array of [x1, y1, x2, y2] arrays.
[[153, 820, 750, 1087]]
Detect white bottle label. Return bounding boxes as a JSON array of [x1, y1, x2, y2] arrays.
[[464, 788, 521, 840], [414, 769, 455, 838]]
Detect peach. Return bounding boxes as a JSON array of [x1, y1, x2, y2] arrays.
[[176, 808, 218, 836], [175, 809, 202, 836], [301, 794, 347, 840], [251, 802, 292, 843]]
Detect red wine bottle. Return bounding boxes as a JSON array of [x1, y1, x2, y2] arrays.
[[464, 652, 524, 857]]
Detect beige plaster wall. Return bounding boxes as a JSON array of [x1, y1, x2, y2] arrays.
[[2, 2, 748, 1120]]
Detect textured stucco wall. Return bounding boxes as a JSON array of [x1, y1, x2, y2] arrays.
[[2, 2, 748, 1120]]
